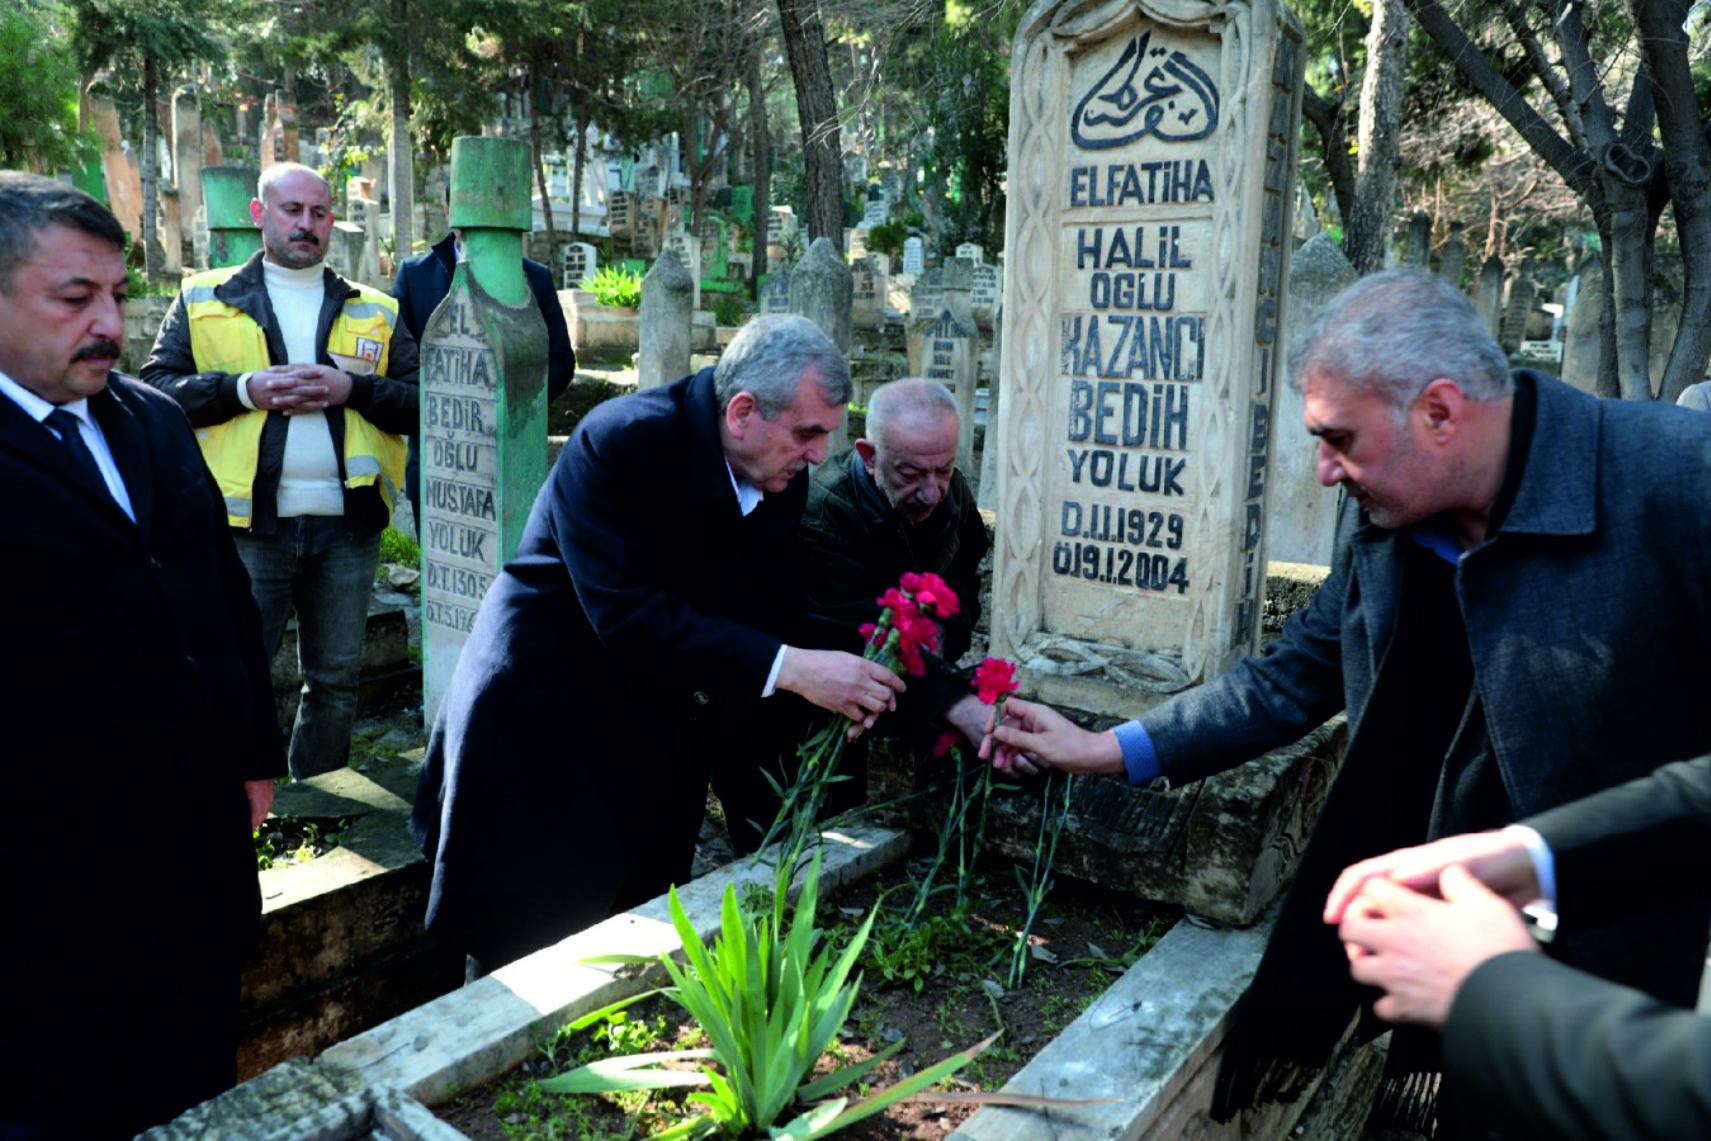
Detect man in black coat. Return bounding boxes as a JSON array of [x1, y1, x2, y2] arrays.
[[391, 230, 576, 520], [0, 173, 283, 1138], [411, 314, 904, 974], [1328, 754, 1711, 1139]]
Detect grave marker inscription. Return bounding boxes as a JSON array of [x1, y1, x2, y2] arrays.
[[993, 0, 1305, 718]]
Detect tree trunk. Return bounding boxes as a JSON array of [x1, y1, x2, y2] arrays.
[[388, 0, 415, 265], [141, 54, 164, 281], [571, 104, 585, 241], [1630, 0, 1711, 402], [776, 0, 842, 253], [1345, 0, 1409, 273], [1301, 87, 1354, 237], [532, 64, 556, 260], [748, 30, 770, 280]]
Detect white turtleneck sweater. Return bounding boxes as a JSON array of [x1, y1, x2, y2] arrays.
[[258, 260, 344, 517]]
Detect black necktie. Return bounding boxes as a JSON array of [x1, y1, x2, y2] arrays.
[[44, 408, 103, 487]]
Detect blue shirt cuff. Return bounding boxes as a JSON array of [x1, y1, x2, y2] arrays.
[[1113, 721, 1161, 785]]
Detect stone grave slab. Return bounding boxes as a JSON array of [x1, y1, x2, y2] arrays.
[[992, 0, 1306, 719], [906, 308, 980, 466], [868, 716, 1344, 928]]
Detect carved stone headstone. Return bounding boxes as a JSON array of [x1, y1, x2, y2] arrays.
[[1439, 219, 1468, 287], [608, 190, 633, 238], [993, 0, 1306, 719], [638, 250, 693, 391], [852, 256, 887, 331], [910, 267, 944, 321], [172, 86, 203, 266], [790, 237, 853, 354], [91, 95, 143, 244], [1559, 253, 1603, 396], [791, 237, 854, 453], [421, 137, 550, 726], [955, 242, 984, 265], [1267, 233, 1355, 566], [907, 309, 980, 467], [158, 187, 184, 276], [1500, 262, 1534, 355], [759, 268, 792, 316], [562, 242, 597, 289], [848, 228, 868, 260], [1405, 209, 1431, 267], [767, 206, 796, 259], [1475, 254, 1504, 339], [970, 262, 1002, 329], [902, 236, 924, 276], [861, 197, 888, 229]]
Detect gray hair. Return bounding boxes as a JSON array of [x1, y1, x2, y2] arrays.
[[713, 313, 852, 416], [256, 162, 331, 204], [0, 171, 126, 293], [1288, 268, 1513, 415], [866, 377, 958, 446]]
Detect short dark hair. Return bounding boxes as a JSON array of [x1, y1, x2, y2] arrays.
[[0, 171, 127, 293], [714, 313, 852, 417]]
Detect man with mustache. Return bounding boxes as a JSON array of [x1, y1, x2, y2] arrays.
[[145, 162, 420, 780], [985, 269, 1711, 1130], [0, 172, 282, 1138]]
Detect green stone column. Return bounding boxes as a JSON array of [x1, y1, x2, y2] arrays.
[[204, 166, 261, 268], [420, 136, 549, 725]]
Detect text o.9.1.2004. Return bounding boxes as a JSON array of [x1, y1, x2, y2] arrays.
[[1053, 541, 1189, 593]]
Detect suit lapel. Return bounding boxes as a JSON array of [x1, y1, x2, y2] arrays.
[[91, 382, 153, 534]]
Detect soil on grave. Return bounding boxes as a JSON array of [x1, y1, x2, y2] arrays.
[[434, 854, 1178, 1140]]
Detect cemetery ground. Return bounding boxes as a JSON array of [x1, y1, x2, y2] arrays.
[[432, 858, 1178, 1140]]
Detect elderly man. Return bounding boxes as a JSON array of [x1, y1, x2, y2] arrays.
[[987, 269, 1711, 1123], [411, 314, 904, 973], [1326, 753, 1711, 1139], [0, 172, 282, 1138], [145, 162, 419, 780], [760, 378, 989, 846]]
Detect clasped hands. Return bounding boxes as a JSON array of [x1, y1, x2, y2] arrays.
[[246, 363, 354, 414], [1324, 831, 1545, 1029]]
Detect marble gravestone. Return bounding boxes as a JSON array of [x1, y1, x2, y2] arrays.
[[992, 0, 1306, 720], [908, 308, 980, 467], [759, 267, 793, 316], [955, 242, 985, 265], [970, 261, 1002, 328], [851, 256, 888, 331], [562, 241, 597, 290], [902, 236, 925, 276], [420, 137, 550, 726]]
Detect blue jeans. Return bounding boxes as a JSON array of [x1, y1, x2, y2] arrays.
[[235, 517, 381, 780]]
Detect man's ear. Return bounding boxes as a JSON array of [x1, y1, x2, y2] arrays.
[[1417, 378, 1464, 440], [853, 438, 877, 468], [250, 198, 264, 227], [725, 391, 757, 435]]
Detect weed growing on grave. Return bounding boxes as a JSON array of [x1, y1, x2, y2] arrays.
[[583, 264, 644, 309], [378, 525, 420, 569]]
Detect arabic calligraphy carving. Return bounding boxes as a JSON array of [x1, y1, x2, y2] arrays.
[[1071, 30, 1220, 150]]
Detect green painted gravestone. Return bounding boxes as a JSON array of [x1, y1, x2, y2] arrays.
[[420, 137, 549, 725]]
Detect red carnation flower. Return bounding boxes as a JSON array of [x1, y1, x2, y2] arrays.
[[973, 657, 1020, 705], [932, 728, 962, 758]]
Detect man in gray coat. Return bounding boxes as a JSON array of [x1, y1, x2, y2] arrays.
[[987, 269, 1711, 1121]]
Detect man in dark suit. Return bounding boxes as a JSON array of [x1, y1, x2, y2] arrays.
[[391, 229, 576, 521], [0, 172, 283, 1138], [986, 269, 1711, 1118], [411, 314, 905, 974], [1328, 754, 1711, 1139]]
